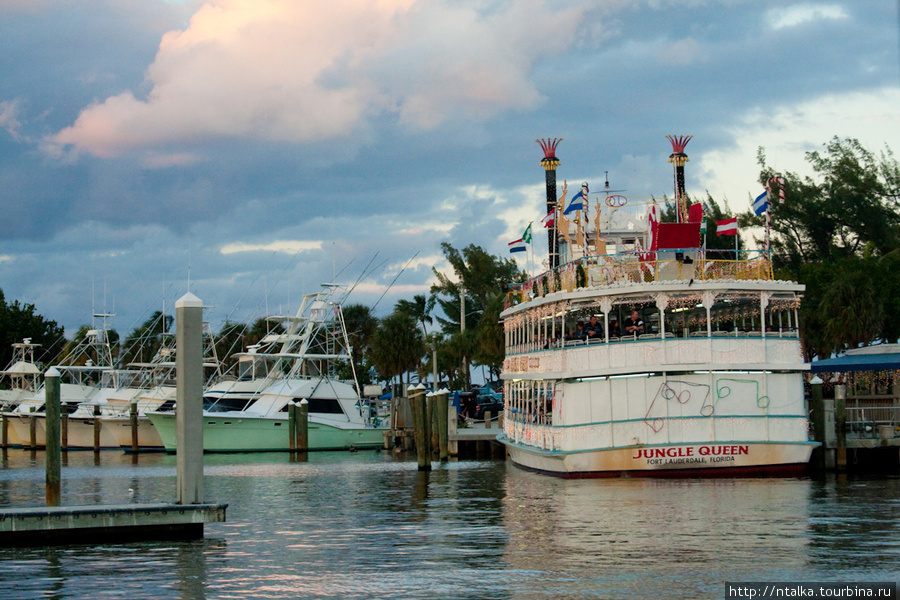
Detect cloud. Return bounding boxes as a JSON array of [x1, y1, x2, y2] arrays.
[[0, 99, 23, 140], [766, 4, 847, 30], [696, 86, 900, 206], [49, 0, 583, 159], [220, 240, 324, 255]]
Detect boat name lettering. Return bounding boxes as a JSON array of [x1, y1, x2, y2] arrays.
[[633, 445, 748, 460]]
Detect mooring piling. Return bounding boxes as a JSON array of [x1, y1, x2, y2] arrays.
[[175, 292, 204, 505], [44, 367, 61, 507]]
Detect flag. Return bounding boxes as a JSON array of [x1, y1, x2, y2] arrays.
[[716, 217, 738, 236], [564, 190, 584, 215], [542, 211, 555, 228], [752, 190, 769, 216], [700, 218, 707, 235], [522, 223, 532, 244], [508, 238, 526, 253]]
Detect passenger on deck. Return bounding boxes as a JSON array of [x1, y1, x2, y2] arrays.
[[624, 310, 645, 336], [609, 319, 620, 338], [570, 321, 586, 341], [584, 315, 603, 340]]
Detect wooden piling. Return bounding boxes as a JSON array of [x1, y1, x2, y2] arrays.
[[130, 402, 139, 454], [410, 385, 430, 471], [45, 368, 61, 507], [436, 390, 449, 461], [29, 409, 36, 450], [93, 404, 101, 453], [1, 413, 8, 449], [288, 402, 296, 452], [61, 411, 68, 452], [298, 399, 308, 451], [835, 383, 847, 472], [809, 376, 825, 470], [423, 393, 432, 458]]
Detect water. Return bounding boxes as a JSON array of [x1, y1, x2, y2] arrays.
[[1, 450, 898, 599]]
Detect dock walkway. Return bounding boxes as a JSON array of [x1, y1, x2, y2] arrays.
[[0, 502, 227, 546]]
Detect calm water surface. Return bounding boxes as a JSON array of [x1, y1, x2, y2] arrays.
[[0, 450, 898, 599]]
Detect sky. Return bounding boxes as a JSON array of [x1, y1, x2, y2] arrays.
[[1, 0, 898, 340]]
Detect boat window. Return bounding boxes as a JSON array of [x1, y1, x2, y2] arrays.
[[157, 399, 176, 412], [291, 397, 345, 415], [204, 396, 255, 412]]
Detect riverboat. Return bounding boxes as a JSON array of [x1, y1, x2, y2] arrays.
[[497, 139, 816, 477]]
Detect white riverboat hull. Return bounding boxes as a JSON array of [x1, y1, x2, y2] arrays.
[[147, 411, 386, 452], [502, 436, 816, 477]]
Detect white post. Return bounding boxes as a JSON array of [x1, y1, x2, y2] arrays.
[[176, 293, 204, 505]]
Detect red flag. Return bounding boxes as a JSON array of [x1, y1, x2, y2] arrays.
[[542, 211, 555, 228], [716, 217, 738, 236]]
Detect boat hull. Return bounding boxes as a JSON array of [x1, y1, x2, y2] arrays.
[[99, 415, 165, 449], [7, 414, 44, 448], [147, 412, 386, 452], [502, 435, 816, 478]]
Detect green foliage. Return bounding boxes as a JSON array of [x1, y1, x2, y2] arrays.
[[757, 137, 900, 270], [118, 311, 173, 367], [336, 304, 379, 385], [369, 311, 425, 384], [755, 138, 900, 355], [430, 242, 525, 386], [0, 289, 65, 371]]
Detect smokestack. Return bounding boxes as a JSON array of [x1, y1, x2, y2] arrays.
[[666, 135, 692, 223], [537, 138, 562, 269]]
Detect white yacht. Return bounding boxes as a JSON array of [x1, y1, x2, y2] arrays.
[[148, 286, 387, 452]]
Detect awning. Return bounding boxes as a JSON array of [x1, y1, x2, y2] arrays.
[[809, 353, 900, 373]]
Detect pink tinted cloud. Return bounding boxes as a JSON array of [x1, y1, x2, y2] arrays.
[[51, 0, 583, 158]]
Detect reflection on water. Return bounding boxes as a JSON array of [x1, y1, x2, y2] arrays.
[[1, 450, 898, 599]]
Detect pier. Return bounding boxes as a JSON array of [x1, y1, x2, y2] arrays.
[[0, 293, 226, 547]]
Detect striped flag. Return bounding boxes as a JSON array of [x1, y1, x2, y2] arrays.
[[716, 217, 738, 236], [508, 238, 526, 253], [752, 191, 769, 216], [542, 211, 555, 228]]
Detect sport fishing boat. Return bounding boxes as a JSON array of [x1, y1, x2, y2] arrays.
[[148, 286, 387, 452], [4, 316, 115, 448], [497, 138, 815, 477]]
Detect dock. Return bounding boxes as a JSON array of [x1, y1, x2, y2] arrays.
[[0, 502, 227, 546], [452, 420, 506, 459], [0, 293, 228, 547]]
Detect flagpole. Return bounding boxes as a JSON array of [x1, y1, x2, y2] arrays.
[[528, 221, 534, 278], [735, 225, 739, 261]]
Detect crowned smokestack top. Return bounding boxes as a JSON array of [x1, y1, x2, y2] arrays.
[[537, 138, 562, 170], [666, 134, 692, 223], [537, 138, 562, 269]]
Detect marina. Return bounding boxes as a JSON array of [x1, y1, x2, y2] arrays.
[[1, 449, 898, 599]]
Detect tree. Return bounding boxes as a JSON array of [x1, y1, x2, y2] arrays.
[[394, 294, 435, 337], [369, 311, 425, 385], [431, 243, 525, 386], [756, 138, 900, 271], [118, 311, 173, 367], [0, 289, 65, 371], [337, 303, 379, 386], [752, 138, 900, 355]]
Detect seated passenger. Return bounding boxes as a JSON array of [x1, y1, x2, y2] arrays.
[[624, 310, 645, 336], [571, 321, 586, 341], [584, 315, 603, 340]]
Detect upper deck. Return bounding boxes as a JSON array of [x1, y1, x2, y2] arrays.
[[500, 252, 805, 379]]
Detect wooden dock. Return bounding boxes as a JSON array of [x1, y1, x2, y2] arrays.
[[0, 502, 227, 546]]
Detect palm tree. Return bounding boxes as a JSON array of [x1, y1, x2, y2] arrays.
[[394, 294, 435, 337]]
